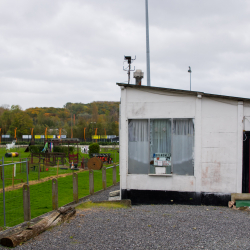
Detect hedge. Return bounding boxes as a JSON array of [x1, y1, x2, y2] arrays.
[[29, 145, 75, 154], [89, 143, 100, 157], [53, 146, 75, 154], [29, 145, 44, 153]]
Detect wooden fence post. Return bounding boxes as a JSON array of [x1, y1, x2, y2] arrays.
[[52, 178, 58, 210], [89, 170, 94, 195], [113, 164, 117, 185], [23, 184, 31, 221], [38, 162, 40, 180], [73, 173, 78, 203], [102, 166, 106, 190]]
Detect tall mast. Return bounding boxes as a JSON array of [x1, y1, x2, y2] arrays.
[[145, 0, 151, 86]]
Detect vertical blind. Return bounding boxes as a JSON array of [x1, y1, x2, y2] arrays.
[[150, 119, 171, 161], [128, 119, 149, 174], [172, 119, 194, 175]]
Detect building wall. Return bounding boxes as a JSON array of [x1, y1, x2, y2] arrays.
[[120, 87, 244, 195], [200, 97, 238, 193]]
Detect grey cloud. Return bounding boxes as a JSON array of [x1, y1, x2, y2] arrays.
[[1, 0, 250, 109]]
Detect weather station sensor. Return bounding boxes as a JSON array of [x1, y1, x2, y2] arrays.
[[123, 55, 136, 84]]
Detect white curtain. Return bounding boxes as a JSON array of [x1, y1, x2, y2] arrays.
[[172, 119, 194, 175], [150, 119, 171, 160], [128, 120, 149, 174]]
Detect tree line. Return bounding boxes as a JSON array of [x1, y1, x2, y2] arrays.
[[0, 102, 119, 139]]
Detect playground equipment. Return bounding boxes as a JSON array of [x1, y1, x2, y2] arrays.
[[6, 141, 16, 151], [87, 157, 103, 170], [31, 152, 65, 166], [5, 152, 19, 157], [69, 153, 78, 168], [92, 153, 112, 164], [41, 142, 49, 153], [24, 141, 35, 152], [44, 138, 80, 162], [81, 157, 88, 169], [81, 146, 89, 154]]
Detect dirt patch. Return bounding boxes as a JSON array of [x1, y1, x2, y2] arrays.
[[0, 169, 87, 193]]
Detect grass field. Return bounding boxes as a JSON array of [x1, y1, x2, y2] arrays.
[[0, 146, 119, 189], [0, 145, 120, 228], [0, 166, 120, 227]]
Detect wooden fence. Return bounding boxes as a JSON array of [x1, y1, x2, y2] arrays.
[[22, 164, 118, 221]]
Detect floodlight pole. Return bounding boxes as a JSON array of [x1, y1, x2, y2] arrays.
[[145, 0, 151, 86]]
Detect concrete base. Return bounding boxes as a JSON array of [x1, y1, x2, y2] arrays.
[[109, 196, 121, 201], [121, 189, 231, 206], [109, 190, 121, 201]]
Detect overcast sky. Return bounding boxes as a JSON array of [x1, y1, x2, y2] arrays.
[[1, 0, 250, 110]]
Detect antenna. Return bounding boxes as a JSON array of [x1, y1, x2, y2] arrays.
[[123, 56, 136, 84]]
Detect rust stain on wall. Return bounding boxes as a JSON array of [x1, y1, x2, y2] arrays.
[[201, 162, 221, 191], [131, 103, 146, 116]]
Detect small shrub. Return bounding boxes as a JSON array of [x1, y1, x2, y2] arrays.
[[89, 143, 100, 157], [29, 145, 44, 153], [53, 146, 75, 155]]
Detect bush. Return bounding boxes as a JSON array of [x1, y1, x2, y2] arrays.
[[29, 145, 75, 155], [89, 143, 100, 157], [53, 146, 75, 155], [29, 145, 44, 153]]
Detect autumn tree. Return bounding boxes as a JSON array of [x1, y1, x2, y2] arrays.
[[92, 103, 98, 122], [9, 112, 33, 137]]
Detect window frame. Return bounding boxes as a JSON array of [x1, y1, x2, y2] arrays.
[[127, 118, 195, 177]]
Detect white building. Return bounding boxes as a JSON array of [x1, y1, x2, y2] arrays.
[[117, 83, 250, 206]]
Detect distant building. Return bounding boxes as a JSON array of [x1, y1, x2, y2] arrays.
[[117, 83, 250, 206]]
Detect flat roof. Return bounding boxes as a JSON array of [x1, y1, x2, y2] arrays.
[[116, 83, 250, 102]]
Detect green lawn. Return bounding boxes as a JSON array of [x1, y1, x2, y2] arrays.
[[0, 166, 120, 227], [0, 147, 119, 189]]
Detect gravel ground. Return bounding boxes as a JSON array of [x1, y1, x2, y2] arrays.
[[2, 185, 250, 249]]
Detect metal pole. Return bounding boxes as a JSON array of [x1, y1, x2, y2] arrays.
[[2, 157, 6, 227], [26, 158, 29, 185], [190, 72, 191, 91], [145, 0, 151, 86]]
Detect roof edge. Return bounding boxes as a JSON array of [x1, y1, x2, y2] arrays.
[[116, 83, 250, 102]]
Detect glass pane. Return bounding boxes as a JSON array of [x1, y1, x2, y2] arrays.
[[172, 119, 194, 175], [128, 119, 149, 174], [150, 119, 172, 174]]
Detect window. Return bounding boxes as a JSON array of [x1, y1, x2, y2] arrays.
[[172, 119, 194, 175], [128, 118, 194, 176], [150, 119, 172, 174], [128, 119, 149, 174]]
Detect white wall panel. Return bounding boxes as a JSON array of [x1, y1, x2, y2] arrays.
[[127, 102, 195, 119], [126, 175, 196, 192], [200, 97, 239, 193], [201, 163, 236, 193]]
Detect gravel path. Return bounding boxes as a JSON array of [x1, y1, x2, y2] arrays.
[[2, 185, 250, 249]]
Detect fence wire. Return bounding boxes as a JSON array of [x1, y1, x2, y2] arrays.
[[0, 159, 28, 228], [0, 152, 120, 228]]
